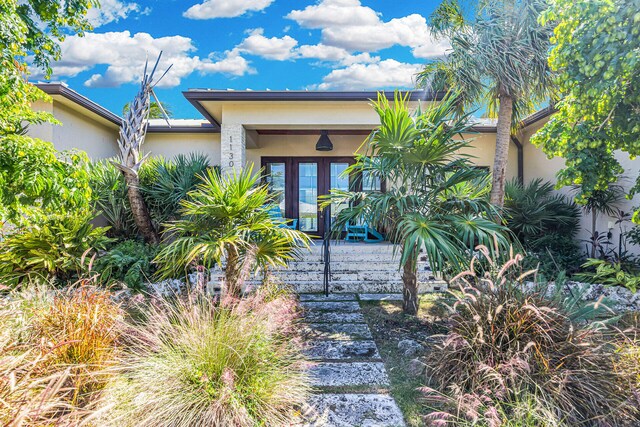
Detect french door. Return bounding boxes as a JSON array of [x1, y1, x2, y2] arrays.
[[262, 157, 355, 237]]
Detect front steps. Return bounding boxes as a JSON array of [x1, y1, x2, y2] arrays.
[[255, 242, 447, 294]]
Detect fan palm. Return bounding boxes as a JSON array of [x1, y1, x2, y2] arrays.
[[155, 165, 310, 296], [323, 92, 510, 314], [418, 0, 554, 206]]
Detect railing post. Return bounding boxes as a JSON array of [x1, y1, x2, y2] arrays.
[[321, 206, 331, 297]]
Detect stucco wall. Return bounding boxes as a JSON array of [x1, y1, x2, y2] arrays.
[[29, 100, 119, 159], [144, 133, 221, 165]]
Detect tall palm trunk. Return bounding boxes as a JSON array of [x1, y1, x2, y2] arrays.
[[123, 173, 159, 244], [402, 246, 419, 315], [490, 93, 514, 207], [113, 54, 171, 245]]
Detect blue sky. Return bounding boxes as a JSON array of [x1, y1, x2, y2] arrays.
[[37, 0, 447, 118]]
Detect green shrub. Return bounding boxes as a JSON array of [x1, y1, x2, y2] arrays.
[[504, 178, 583, 276], [423, 246, 640, 426], [89, 153, 212, 239], [94, 240, 159, 291], [100, 287, 309, 427], [0, 213, 111, 286], [577, 258, 640, 292]]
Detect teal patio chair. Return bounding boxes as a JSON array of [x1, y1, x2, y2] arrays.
[[344, 221, 384, 243], [267, 206, 298, 230]]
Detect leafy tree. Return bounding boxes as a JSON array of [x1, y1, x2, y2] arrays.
[[324, 93, 510, 314], [531, 0, 640, 222], [155, 166, 311, 296], [418, 0, 554, 206], [123, 101, 172, 119], [0, 0, 97, 223]]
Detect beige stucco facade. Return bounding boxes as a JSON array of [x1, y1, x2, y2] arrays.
[[30, 84, 639, 254]]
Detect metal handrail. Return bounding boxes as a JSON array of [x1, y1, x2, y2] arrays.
[[321, 206, 331, 297]]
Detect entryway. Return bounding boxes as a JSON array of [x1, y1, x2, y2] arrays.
[[262, 157, 356, 236]]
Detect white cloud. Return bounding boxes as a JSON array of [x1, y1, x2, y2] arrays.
[[237, 28, 298, 60], [297, 44, 379, 66], [315, 59, 422, 90], [287, 0, 448, 58], [47, 31, 253, 88], [184, 0, 273, 19], [85, 0, 150, 27]]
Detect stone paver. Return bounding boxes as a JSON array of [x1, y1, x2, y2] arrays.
[[301, 394, 406, 427], [358, 293, 403, 301], [303, 323, 373, 340], [301, 301, 361, 312], [304, 340, 380, 360], [307, 362, 390, 387], [300, 293, 358, 302], [299, 293, 404, 426], [303, 311, 365, 324]]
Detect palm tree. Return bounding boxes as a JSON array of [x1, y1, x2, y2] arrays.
[[113, 54, 172, 244], [418, 0, 554, 206], [123, 101, 172, 119], [155, 165, 310, 297], [324, 92, 510, 314]]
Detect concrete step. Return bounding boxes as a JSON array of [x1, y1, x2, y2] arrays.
[[305, 244, 397, 255], [267, 271, 436, 282], [299, 394, 405, 427], [303, 340, 381, 361], [302, 323, 373, 340], [274, 261, 432, 272], [307, 362, 390, 387], [251, 280, 447, 294]]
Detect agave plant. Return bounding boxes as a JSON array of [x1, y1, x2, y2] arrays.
[[155, 165, 310, 296], [323, 91, 510, 314]]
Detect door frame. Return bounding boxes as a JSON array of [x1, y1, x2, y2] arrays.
[[262, 156, 355, 237]]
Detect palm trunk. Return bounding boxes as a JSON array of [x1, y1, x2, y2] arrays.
[[402, 248, 419, 315], [224, 245, 242, 297], [490, 94, 514, 207], [124, 173, 159, 244]]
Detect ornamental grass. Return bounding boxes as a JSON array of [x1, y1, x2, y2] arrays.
[[423, 245, 640, 426], [99, 285, 309, 427]]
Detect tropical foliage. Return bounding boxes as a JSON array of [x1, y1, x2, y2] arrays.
[[532, 0, 640, 223], [94, 240, 160, 290], [423, 246, 640, 426], [155, 166, 310, 296], [578, 258, 640, 293], [100, 286, 308, 427], [504, 178, 583, 275], [324, 92, 510, 314], [418, 0, 554, 206], [90, 153, 212, 239], [0, 213, 110, 286]]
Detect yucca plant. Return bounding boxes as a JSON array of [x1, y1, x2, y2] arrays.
[[155, 165, 310, 296], [324, 91, 510, 314], [423, 245, 640, 426], [99, 286, 309, 427]]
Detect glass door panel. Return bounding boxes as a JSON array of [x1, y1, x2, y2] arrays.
[[265, 162, 286, 215], [298, 162, 318, 232], [329, 162, 350, 221]]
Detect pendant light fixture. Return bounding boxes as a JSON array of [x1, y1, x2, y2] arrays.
[[315, 130, 333, 151]]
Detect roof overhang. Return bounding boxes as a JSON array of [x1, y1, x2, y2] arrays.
[[182, 89, 446, 131]]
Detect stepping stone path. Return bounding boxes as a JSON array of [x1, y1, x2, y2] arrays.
[[296, 293, 406, 427]]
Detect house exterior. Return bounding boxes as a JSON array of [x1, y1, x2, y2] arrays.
[[30, 83, 640, 249]]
